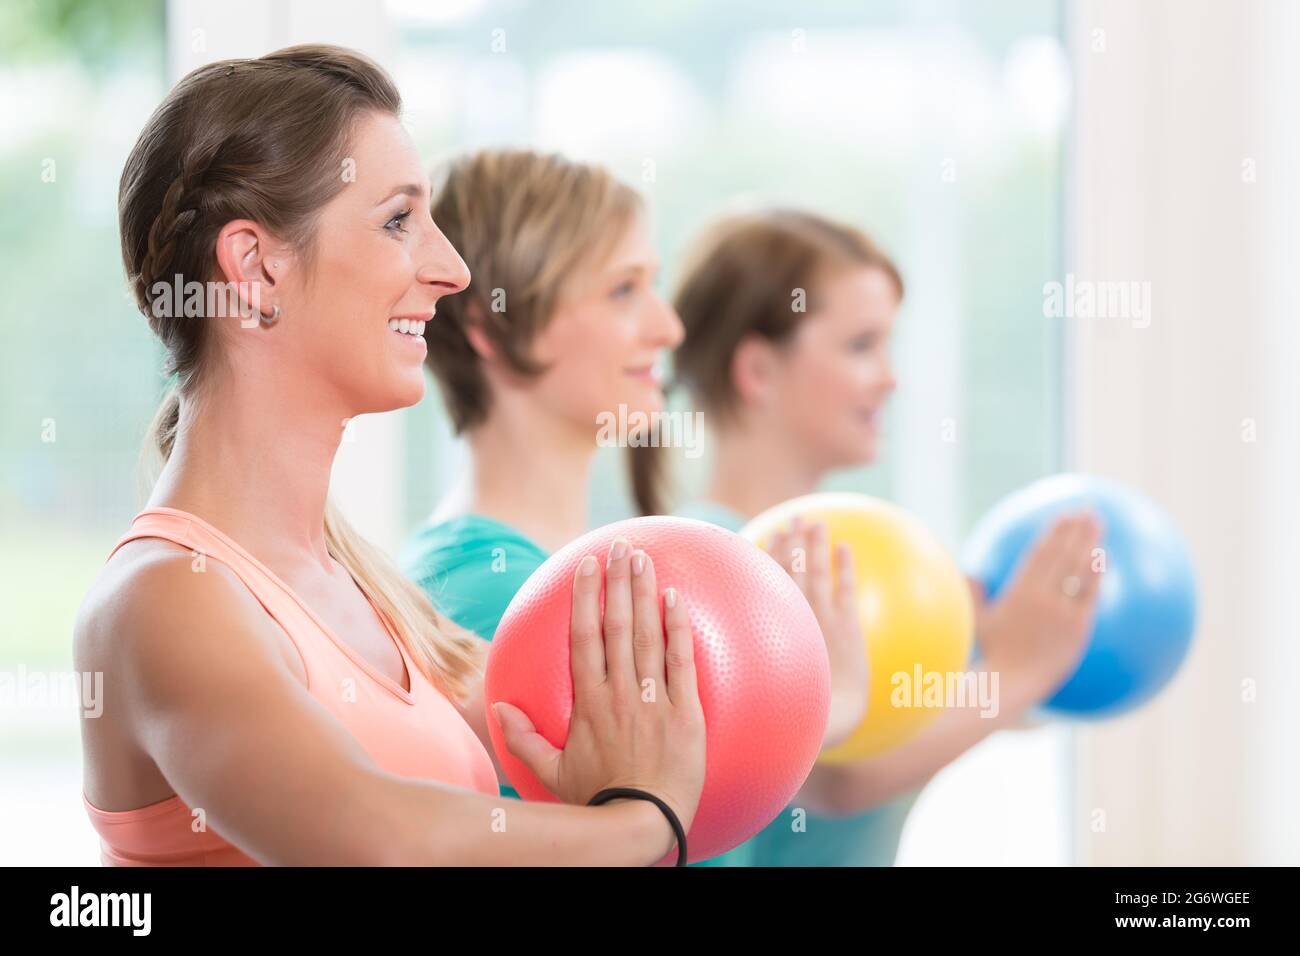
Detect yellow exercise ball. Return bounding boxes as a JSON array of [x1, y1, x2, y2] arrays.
[[741, 492, 974, 762]]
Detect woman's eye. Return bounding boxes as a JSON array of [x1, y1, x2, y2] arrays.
[[849, 334, 878, 351], [611, 279, 636, 299], [385, 209, 413, 233]]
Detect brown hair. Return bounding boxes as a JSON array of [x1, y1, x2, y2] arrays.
[[423, 149, 643, 432], [121, 44, 479, 698], [631, 209, 903, 516]]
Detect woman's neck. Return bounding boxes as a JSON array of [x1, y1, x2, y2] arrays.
[[705, 417, 825, 522], [445, 393, 596, 554], [147, 373, 348, 575]]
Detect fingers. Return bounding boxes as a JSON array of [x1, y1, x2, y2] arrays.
[[569, 554, 605, 695], [1063, 512, 1105, 604], [1021, 515, 1077, 588], [1019, 510, 1106, 604], [765, 516, 834, 609], [629, 549, 666, 697], [833, 542, 857, 618], [493, 701, 561, 795], [601, 538, 635, 694], [767, 526, 798, 580], [662, 586, 700, 709], [805, 522, 833, 610]]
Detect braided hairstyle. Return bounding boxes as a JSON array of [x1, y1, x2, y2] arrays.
[[121, 45, 401, 450], [118, 45, 480, 699]]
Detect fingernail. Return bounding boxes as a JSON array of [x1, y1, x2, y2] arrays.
[[664, 587, 677, 609], [632, 551, 646, 575], [609, 538, 628, 564], [490, 702, 502, 720], [579, 555, 597, 576]]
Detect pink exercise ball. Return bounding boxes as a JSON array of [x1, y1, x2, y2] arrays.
[[485, 516, 830, 864]]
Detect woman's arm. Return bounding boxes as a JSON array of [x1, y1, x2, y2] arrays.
[[793, 666, 1040, 813], [793, 511, 1104, 816], [80, 540, 699, 865]]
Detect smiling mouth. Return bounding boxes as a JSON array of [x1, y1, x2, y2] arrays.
[[388, 318, 426, 336]]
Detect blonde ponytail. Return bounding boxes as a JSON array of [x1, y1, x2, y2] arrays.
[[137, 388, 181, 501], [138, 390, 480, 698], [323, 503, 480, 700]]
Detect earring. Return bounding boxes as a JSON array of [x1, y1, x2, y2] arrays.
[[260, 304, 281, 327]]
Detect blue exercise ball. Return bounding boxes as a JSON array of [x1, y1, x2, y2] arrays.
[[963, 474, 1197, 717]]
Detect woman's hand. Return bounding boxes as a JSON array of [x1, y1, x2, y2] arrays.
[[766, 517, 869, 749], [492, 538, 707, 857], [972, 511, 1105, 708]]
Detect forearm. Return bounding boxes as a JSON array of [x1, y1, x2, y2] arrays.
[[360, 771, 677, 866], [799, 667, 1040, 816]]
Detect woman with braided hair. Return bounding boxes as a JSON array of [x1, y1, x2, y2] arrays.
[[74, 44, 706, 866]]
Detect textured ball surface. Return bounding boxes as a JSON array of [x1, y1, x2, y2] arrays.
[[963, 473, 1197, 717], [743, 493, 975, 762], [484, 516, 830, 864]]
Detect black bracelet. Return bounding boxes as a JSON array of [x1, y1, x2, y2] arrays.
[[588, 787, 688, 867]]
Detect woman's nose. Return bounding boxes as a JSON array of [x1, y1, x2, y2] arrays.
[[881, 361, 898, 393], [419, 225, 471, 295], [653, 293, 685, 348]]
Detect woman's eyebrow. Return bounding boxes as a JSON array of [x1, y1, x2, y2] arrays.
[[375, 183, 429, 206], [604, 260, 658, 278]]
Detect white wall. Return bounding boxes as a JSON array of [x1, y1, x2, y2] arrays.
[[1068, 0, 1299, 865]]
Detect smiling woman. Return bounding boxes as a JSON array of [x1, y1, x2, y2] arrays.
[[72, 44, 707, 867]]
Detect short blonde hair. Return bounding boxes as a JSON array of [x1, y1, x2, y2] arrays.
[[424, 149, 643, 432]]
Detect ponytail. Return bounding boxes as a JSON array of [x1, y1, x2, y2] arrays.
[[137, 387, 181, 499], [136, 387, 479, 700], [324, 503, 480, 700], [627, 443, 672, 518]]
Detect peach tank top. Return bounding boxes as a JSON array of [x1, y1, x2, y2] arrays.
[[83, 507, 499, 866]]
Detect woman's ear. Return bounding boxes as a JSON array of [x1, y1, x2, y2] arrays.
[[214, 219, 288, 323], [462, 299, 499, 362], [730, 332, 778, 409]]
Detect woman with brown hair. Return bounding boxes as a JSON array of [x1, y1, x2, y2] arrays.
[[401, 152, 871, 866], [644, 209, 1104, 866], [74, 45, 706, 866]]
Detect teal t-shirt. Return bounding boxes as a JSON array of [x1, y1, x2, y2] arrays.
[[676, 499, 916, 867], [400, 512, 748, 866]]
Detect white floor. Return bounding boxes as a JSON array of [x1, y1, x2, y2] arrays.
[[898, 723, 1072, 866]]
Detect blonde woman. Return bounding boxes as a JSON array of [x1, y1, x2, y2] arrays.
[[75, 46, 705, 866]]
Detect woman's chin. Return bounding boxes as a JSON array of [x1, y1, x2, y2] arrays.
[[620, 384, 667, 417], [834, 430, 880, 468], [366, 375, 426, 414]]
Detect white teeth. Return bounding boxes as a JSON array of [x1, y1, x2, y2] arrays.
[[389, 318, 426, 335]]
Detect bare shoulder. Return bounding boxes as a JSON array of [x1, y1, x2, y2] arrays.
[[74, 538, 294, 702]]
